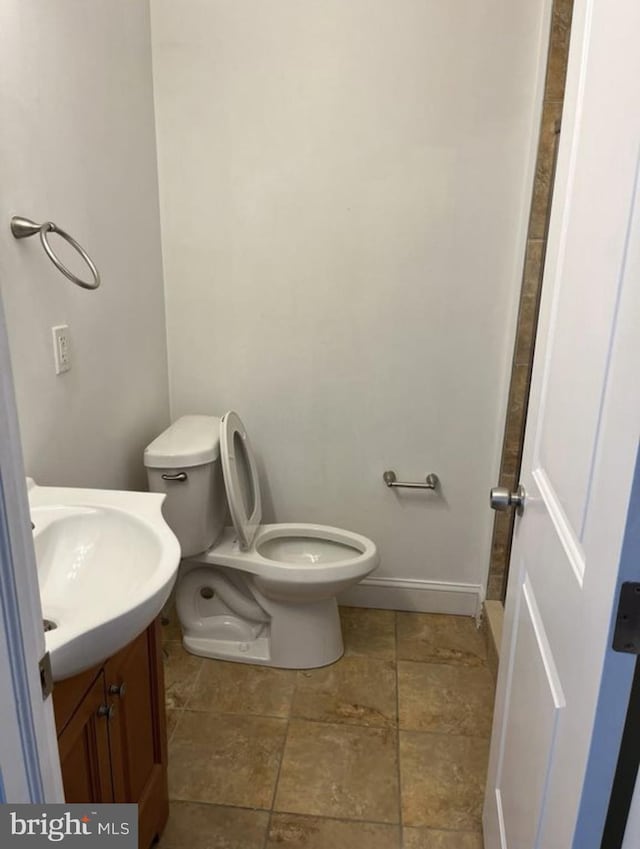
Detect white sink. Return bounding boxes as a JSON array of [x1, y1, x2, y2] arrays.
[[28, 480, 181, 681]]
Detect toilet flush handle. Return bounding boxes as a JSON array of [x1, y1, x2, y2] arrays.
[[161, 472, 188, 482]]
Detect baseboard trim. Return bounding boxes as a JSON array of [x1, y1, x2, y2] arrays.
[[338, 576, 483, 617]]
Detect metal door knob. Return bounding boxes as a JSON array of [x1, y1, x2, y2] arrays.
[[490, 484, 526, 515], [109, 682, 126, 698]]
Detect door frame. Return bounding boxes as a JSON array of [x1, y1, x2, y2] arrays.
[[0, 290, 63, 801]]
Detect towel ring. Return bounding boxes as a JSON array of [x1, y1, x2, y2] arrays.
[[10, 216, 101, 290]]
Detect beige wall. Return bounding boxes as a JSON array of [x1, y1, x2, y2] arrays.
[[152, 0, 551, 609], [0, 0, 169, 490]]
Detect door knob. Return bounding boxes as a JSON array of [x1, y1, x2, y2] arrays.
[[109, 682, 126, 698], [97, 703, 115, 720], [490, 484, 526, 515]]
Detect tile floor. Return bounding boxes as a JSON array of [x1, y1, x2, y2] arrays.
[[159, 606, 494, 849]]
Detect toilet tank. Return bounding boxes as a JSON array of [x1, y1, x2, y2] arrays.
[[144, 416, 226, 557]]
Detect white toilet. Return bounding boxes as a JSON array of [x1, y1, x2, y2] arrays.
[[144, 412, 379, 668]]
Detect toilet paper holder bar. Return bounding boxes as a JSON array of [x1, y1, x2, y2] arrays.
[[383, 470, 439, 490]]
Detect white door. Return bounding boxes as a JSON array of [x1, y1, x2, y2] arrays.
[[0, 292, 63, 802], [484, 0, 640, 847]]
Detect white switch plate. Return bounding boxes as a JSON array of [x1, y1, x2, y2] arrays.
[[52, 325, 71, 374]]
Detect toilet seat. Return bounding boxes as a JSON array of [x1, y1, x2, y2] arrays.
[[218, 413, 377, 583], [253, 523, 374, 579], [191, 522, 378, 603], [220, 411, 262, 550], [258, 529, 359, 565], [200, 522, 376, 579]]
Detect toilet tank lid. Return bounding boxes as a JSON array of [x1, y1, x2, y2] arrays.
[[144, 415, 221, 469]]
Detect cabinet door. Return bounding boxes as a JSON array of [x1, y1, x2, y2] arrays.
[[106, 620, 168, 848], [57, 672, 114, 803]]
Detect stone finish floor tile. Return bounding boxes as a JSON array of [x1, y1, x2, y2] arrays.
[[293, 657, 397, 727], [397, 613, 487, 667], [340, 606, 396, 659], [165, 709, 181, 743], [160, 610, 494, 847], [189, 659, 297, 718], [403, 826, 484, 849], [400, 731, 489, 830], [274, 720, 399, 823], [398, 661, 494, 737], [158, 801, 269, 849], [169, 711, 287, 809], [163, 642, 203, 709], [267, 813, 401, 849]]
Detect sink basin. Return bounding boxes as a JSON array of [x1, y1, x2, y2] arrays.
[[28, 480, 181, 681]]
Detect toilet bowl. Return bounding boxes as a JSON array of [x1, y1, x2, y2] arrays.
[[144, 411, 378, 668]]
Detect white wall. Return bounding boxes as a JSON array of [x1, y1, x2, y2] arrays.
[[0, 0, 169, 491], [151, 0, 549, 610]]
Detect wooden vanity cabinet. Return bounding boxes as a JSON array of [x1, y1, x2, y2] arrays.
[[53, 619, 169, 848], [56, 671, 115, 803]]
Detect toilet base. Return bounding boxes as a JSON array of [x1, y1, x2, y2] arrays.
[[177, 561, 346, 669], [183, 630, 272, 665], [180, 595, 344, 669]]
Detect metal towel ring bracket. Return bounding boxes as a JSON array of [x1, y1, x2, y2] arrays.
[[11, 216, 101, 290]]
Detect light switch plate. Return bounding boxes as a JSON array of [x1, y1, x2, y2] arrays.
[[52, 325, 71, 374]]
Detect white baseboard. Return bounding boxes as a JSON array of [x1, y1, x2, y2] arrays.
[[338, 576, 483, 617]]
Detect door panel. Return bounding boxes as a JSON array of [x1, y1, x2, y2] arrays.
[[106, 628, 156, 803], [533, 468, 585, 583], [57, 673, 113, 804], [106, 620, 169, 849], [537, 241, 623, 534], [498, 574, 564, 848]]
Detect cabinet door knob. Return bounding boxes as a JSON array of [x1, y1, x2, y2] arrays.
[[109, 682, 127, 698], [97, 703, 115, 720]]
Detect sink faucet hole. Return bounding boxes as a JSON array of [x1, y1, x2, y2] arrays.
[[43, 619, 58, 633]]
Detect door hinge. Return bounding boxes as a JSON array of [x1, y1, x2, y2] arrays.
[[39, 651, 53, 700], [612, 583, 640, 654]]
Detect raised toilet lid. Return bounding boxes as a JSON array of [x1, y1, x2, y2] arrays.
[[220, 411, 262, 551]]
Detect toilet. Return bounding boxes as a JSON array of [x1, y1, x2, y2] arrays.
[[144, 412, 379, 668]]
